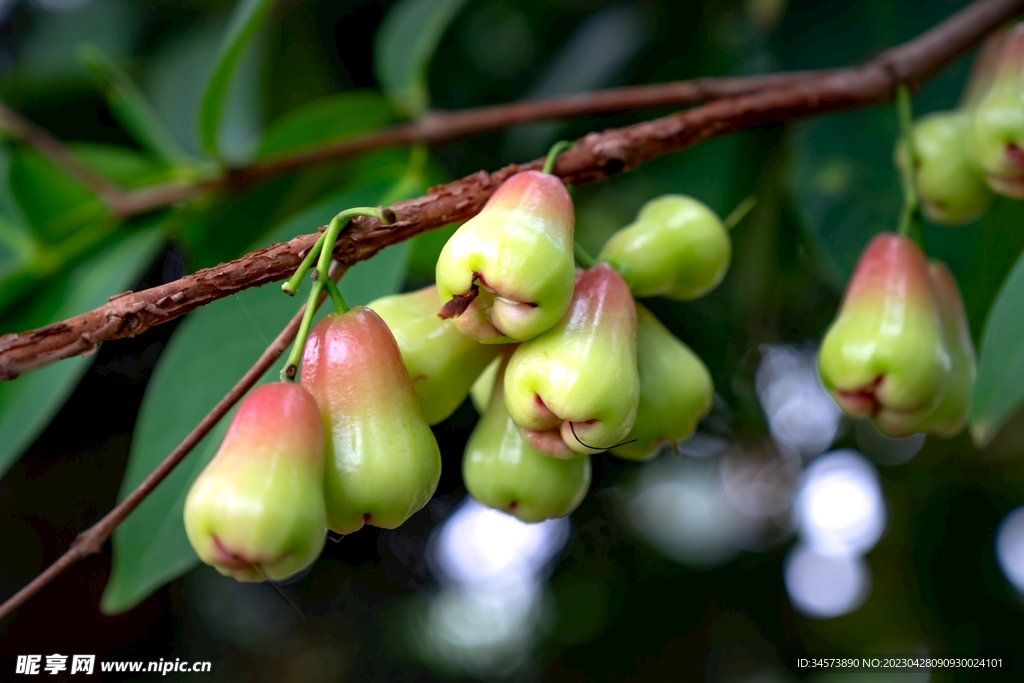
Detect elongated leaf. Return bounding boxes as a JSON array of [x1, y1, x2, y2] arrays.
[[77, 43, 192, 164], [259, 91, 394, 158], [0, 226, 165, 477], [374, 0, 470, 117], [102, 182, 414, 615], [8, 148, 108, 241], [971, 248, 1024, 447], [197, 0, 275, 157]]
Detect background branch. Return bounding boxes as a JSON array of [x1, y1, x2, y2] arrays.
[[1, 0, 1018, 382]]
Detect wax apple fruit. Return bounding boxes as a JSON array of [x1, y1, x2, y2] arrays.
[[598, 195, 730, 300], [504, 264, 639, 456], [914, 261, 976, 437], [301, 308, 441, 534], [435, 170, 576, 343], [898, 111, 992, 225], [184, 382, 327, 582], [369, 285, 501, 424], [818, 233, 951, 437], [611, 305, 714, 461], [464, 356, 591, 522], [967, 23, 1024, 198]]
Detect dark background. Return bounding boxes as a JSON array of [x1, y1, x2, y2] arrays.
[[1, 0, 1024, 681]]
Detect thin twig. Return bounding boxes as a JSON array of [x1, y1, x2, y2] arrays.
[[1, 0, 1018, 383], [0, 268, 341, 622], [109, 71, 833, 216], [0, 0, 1020, 621], [0, 103, 128, 207]]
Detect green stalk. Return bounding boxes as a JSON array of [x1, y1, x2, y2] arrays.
[[279, 206, 391, 381], [543, 140, 573, 175], [573, 242, 597, 269], [895, 86, 921, 240], [723, 195, 758, 231]]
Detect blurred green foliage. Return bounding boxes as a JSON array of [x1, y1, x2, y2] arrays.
[[0, 0, 1023, 680]]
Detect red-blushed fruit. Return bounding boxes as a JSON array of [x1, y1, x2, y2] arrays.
[[435, 170, 576, 343], [914, 261, 976, 437], [967, 23, 1024, 198], [184, 382, 327, 582], [818, 233, 951, 437], [301, 308, 441, 534], [504, 264, 639, 456], [463, 354, 591, 523]]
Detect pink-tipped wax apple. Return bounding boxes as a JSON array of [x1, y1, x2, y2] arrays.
[[611, 304, 714, 461], [464, 355, 591, 522], [967, 23, 1024, 198], [301, 308, 441, 534], [184, 382, 327, 582], [369, 285, 502, 424], [897, 111, 992, 225], [504, 264, 639, 456], [818, 233, 951, 437], [914, 261, 976, 437], [597, 195, 731, 301], [435, 170, 576, 343]]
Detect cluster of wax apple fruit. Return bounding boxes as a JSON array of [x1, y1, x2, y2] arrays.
[[900, 22, 1024, 224], [182, 160, 732, 583], [814, 23, 1024, 437]]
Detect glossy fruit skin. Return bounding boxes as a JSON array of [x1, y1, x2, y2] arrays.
[[435, 170, 576, 343], [504, 264, 639, 456], [897, 111, 992, 225], [818, 233, 951, 437], [301, 308, 441, 534], [914, 261, 976, 437], [464, 356, 591, 522], [184, 382, 327, 583], [369, 285, 502, 425], [611, 304, 714, 461], [597, 195, 730, 301], [967, 24, 1024, 198], [470, 356, 501, 414]]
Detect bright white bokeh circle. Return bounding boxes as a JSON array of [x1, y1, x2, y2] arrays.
[[794, 450, 886, 557], [996, 506, 1024, 593], [784, 544, 871, 619], [428, 498, 569, 587]]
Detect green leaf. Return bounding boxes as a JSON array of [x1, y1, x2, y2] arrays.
[[76, 43, 192, 164], [374, 0, 470, 117], [0, 226, 164, 478], [971, 247, 1024, 447], [784, 109, 902, 292], [197, 0, 275, 158], [102, 182, 413, 615], [258, 91, 394, 158], [70, 143, 178, 189], [8, 148, 108, 241]]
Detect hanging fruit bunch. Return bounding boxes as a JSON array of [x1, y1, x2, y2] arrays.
[[182, 139, 740, 583], [895, 23, 1024, 224], [812, 23, 1024, 438]]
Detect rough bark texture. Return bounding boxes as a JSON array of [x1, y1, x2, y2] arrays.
[[0, 0, 1019, 384]]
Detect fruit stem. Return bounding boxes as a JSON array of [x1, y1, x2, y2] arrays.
[[280, 206, 391, 381], [282, 231, 327, 296], [723, 195, 757, 230], [895, 86, 921, 239], [573, 241, 597, 269], [543, 140, 573, 175], [324, 278, 348, 315]]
